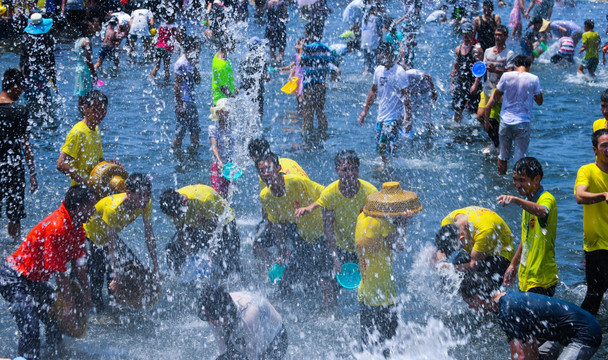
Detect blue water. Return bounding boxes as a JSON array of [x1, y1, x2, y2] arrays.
[[0, 0, 607, 358]]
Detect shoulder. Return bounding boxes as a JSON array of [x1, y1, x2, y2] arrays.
[[360, 179, 378, 193]]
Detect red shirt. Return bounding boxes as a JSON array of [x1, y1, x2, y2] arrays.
[[7, 202, 87, 282]]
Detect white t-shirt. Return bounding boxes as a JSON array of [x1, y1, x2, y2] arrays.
[[483, 47, 515, 94], [112, 11, 131, 27], [360, 14, 381, 51], [211, 292, 283, 360], [373, 64, 409, 123], [130, 9, 153, 36], [174, 55, 195, 103], [496, 71, 542, 125]]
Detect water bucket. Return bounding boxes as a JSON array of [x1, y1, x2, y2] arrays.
[[112, 263, 161, 310], [88, 161, 128, 199], [281, 77, 299, 94], [268, 263, 285, 284], [472, 62, 486, 77], [49, 280, 88, 338], [532, 42, 548, 58], [94, 79, 105, 87], [336, 262, 361, 289], [222, 162, 243, 181]]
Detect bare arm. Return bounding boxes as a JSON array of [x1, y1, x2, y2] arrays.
[[484, 88, 503, 121], [575, 184, 608, 204], [72, 257, 92, 309], [210, 138, 224, 168], [401, 88, 412, 131], [497, 195, 548, 217], [143, 217, 159, 275], [270, 222, 288, 263], [322, 208, 342, 273], [455, 249, 487, 271], [495, 14, 501, 27], [83, 39, 97, 81], [57, 152, 88, 185], [534, 92, 543, 106], [359, 84, 378, 124], [504, 241, 523, 286], [509, 338, 539, 360], [294, 201, 320, 218], [55, 271, 76, 323]]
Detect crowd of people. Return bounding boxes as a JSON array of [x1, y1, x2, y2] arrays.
[[0, 0, 608, 358]]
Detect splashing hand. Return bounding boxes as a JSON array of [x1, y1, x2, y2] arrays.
[[497, 195, 514, 206]]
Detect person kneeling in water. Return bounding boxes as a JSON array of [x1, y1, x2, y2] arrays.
[[198, 284, 288, 360]]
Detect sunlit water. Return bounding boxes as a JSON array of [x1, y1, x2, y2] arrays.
[[0, 0, 607, 358]]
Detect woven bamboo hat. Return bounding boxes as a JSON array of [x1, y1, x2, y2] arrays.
[[363, 182, 422, 217]]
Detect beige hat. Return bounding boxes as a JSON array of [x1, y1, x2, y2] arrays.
[[30, 13, 43, 25], [540, 19, 551, 32], [363, 182, 422, 217], [209, 98, 231, 121]]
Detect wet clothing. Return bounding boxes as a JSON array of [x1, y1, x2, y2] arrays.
[[278, 231, 332, 294], [73, 37, 93, 97], [129, 9, 153, 37], [452, 44, 482, 113], [359, 302, 398, 356], [529, 0, 554, 20], [551, 36, 575, 63], [258, 158, 308, 190], [581, 31, 600, 60], [476, 15, 497, 50], [0, 102, 29, 221], [212, 53, 235, 105], [496, 292, 602, 352], [155, 23, 178, 52], [265, 0, 287, 49], [175, 102, 200, 140], [60, 121, 103, 186]]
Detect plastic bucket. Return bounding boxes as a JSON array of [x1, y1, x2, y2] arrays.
[[222, 162, 243, 181], [281, 77, 299, 94], [268, 263, 285, 284], [336, 262, 361, 289], [472, 62, 486, 77]]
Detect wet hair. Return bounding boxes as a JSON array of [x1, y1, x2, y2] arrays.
[[64, 185, 96, 213], [377, 42, 394, 56], [182, 35, 199, 52], [584, 19, 594, 30], [198, 284, 244, 351], [592, 128, 608, 147], [256, 151, 280, 168], [82, 90, 108, 108], [383, 16, 395, 31], [459, 271, 498, 301], [482, 0, 493, 10], [495, 25, 509, 36], [513, 157, 543, 180], [435, 224, 461, 257], [159, 188, 183, 218], [513, 55, 532, 68], [248, 137, 271, 161], [125, 173, 152, 194], [2, 68, 24, 92], [601, 89, 608, 103], [334, 150, 360, 169], [532, 15, 543, 25]]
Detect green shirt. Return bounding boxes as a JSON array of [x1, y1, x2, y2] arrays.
[[211, 53, 235, 105], [518, 190, 558, 292], [582, 31, 600, 59]]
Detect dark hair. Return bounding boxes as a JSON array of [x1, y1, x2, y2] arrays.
[[435, 224, 461, 257], [2, 68, 24, 92], [182, 35, 199, 52], [159, 188, 183, 217], [82, 90, 108, 108], [513, 157, 543, 180], [532, 15, 543, 25], [482, 0, 493, 10], [377, 42, 394, 57], [248, 137, 271, 161], [601, 89, 608, 103], [64, 185, 96, 213], [125, 173, 152, 193], [383, 16, 395, 31], [198, 284, 243, 351], [459, 271, 498, 300], [256, 151, 280, 168], [584, 19, 594, 29], [592, 128, 608, 147], [495, 25, 509, 36], [334, 150, 360, 169], [514, 54, 532, 68]]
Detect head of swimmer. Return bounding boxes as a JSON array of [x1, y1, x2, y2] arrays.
[[459, 273, 501, 314], [256, 152, 282, 189], [125, 173, 152, 209], [512, 157, 543, 199], [65, 185, 97, 226], [159, 188, 188, 219], [376, 43, 396, 68], [335, 150, 360, 186], [1, 68, 24, 101], [198, 284, 236, 327], [593, 129, 608, 165], [80, 90, 108, 128], [482, 0, 493, 16]]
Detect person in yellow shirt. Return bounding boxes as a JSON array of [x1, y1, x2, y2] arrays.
[[83, 173, 158, 310], [574, 128, 608, 315], [159, 184, 240, 276], [435, 206, 514, 288], [256, 151, 331, 298], [57, 90, 117, 186], [295, 150, 377, 309], [498, 157, 558, 296], [247, 137, 308, 262], [355, 185, 415, 357], [592, 89, 608, 133]]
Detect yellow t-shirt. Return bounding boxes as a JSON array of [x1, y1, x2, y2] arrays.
[[593, 118, 607, 133], [582, 31, 600, 59], [316, 180, 378, 252], [260, 175, 324, 243], [60, 121, 103, 186], [441, 206, 514, 261], [172, 185, 234, 231], [518, 191, 558, 291], [355, 213, 397, 306], [84, 193, 152, 246], [574, 163, 608, 252], [258, 157, 308, 189]]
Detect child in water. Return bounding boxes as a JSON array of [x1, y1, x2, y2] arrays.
[[279, 37, 305, 110], [73, 21, 98, 110]]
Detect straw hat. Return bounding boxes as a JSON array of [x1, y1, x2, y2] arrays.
[[363, 181, 422, 217], [209, 98, 231, 121], [539, 19, 551, 33], [24, 13, 53, 35], [88, 161, 128, 199]]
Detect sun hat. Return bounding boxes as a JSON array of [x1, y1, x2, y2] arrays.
[[209, 98, 231, 121], [24, 13, 53, 35], [539, 19, 550, 32], [363, 181, 422, 217]]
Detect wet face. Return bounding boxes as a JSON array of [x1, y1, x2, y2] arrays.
[[130, 188, 151, 209], [377, 51, 394, 68], [601, 101, 608, 120], [257, 160, 280, 187], [336, 160, 359, 183], [494, 30, 507, 46], [84, 100, 107, 126], [594, 134, 608, 164], [483, 5, 492, 16], [512, 172, 536, 198]]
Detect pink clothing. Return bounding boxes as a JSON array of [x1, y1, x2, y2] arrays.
[[294, 53, 304, 96], [155, 24, 178, 52], [210, 160, 230, 198], [509, 1, 522, 29]]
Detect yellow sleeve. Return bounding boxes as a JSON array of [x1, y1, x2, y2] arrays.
[[574, 165, 591, 194], [472, 228, 493, 253], [142, 199, 152, 219]]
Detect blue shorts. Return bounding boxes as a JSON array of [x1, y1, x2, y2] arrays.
[[520, 40, 532, 57], [375, 119, 400, 157], [175, 102, 200, 139], [98, 46, 116, 61], [581, 57, 599, 73]]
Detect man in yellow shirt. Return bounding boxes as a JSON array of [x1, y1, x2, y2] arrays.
[[256, 151, 331, 298], [295, 150, 377, 308], [159, 184, 240, 276], [498, 157, 558, 296], [574, 128, 608, 315], [83, 173, 158, 310], [435, 206, 514, 288], [591, 89, 608, 133], [57, 90, 116, 186]]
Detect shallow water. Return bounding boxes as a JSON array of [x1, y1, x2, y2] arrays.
[[0, 0, 608, 358]]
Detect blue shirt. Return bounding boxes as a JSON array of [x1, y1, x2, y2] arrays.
[[301, 42, 335, 88]]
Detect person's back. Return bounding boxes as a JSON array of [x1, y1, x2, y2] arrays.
[[301, 41, 333, 87], [21, 32, 56, 82], [497, 71, 540, 124], [130, 8, 152, 36], [557, 36, 575, 57]]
